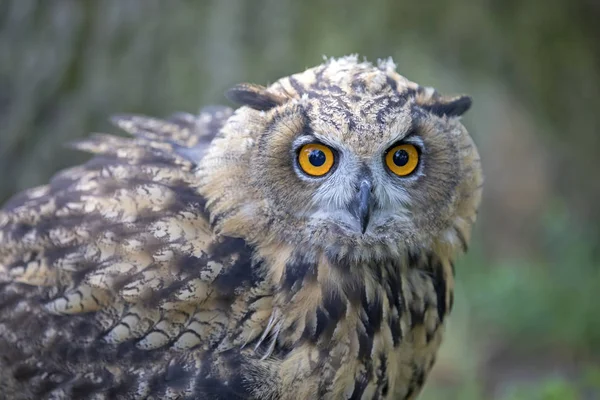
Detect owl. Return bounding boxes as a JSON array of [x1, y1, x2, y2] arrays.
[[0, 55, 482, 399]]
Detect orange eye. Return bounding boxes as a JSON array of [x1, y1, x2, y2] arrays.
[[297, 143, 335, 177], [385, 144, 419, 176]]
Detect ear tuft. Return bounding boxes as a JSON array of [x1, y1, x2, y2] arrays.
[[225, 83, 287, 111], [421, 95, 472, 117]]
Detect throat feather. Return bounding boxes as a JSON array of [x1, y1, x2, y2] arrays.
[[268, 250, 453, 353]]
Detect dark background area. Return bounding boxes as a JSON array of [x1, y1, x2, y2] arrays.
[[1, 1, 599, 398]]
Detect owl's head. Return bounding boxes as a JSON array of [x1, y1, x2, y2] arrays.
[[200, 56, 483, 262]]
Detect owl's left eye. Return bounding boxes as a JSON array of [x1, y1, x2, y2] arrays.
[[385, 143, 420, 176], [297, 143, 335, 177]]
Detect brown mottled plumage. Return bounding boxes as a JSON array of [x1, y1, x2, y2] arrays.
[[0, 56, 483, 399]]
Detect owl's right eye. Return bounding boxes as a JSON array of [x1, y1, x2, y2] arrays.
[[297, 143, 335, 177]]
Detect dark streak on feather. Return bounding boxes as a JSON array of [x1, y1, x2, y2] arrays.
[[430, 257, 447, 323], [349, 372, 368, 400], [281, 256, 318, 294], [313, 307, 329, 340], [362, 288, 383, 334], [322, 290, 347, 323], [287, 76, 305, 96], [210, 237, 261, 295]]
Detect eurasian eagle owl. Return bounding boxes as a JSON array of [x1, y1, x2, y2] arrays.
[[0, 56, 483, 399]]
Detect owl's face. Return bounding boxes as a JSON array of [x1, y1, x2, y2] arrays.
[[201, 57, 482, 260], [266, 102, 431, 238]]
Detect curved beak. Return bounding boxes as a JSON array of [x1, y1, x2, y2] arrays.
[[351, 179, 373, 234]]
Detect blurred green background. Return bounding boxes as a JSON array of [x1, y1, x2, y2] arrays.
[[1, 1, 599, 398]]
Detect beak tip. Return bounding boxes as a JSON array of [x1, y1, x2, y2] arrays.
[[359, 210, 370, 234]]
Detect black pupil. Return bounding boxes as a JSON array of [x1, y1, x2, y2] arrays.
[[308, 149, 326, 167], [393, 149, 409, 167]]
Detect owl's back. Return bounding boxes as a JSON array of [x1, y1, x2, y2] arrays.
[[0, 107, 279, 399]]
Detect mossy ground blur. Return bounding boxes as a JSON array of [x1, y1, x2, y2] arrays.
[[1, 1, 599, 398]]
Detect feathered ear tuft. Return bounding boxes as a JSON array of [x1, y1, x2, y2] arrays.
[[415, 86, 472, 117], [225, 83, 287, 111], [421, 95, 472, 117]]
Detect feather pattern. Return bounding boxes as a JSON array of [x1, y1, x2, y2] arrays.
[[0, 107, 277, 399]]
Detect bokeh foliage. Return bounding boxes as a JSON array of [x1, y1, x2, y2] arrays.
[[1, 1, 598, 398]]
